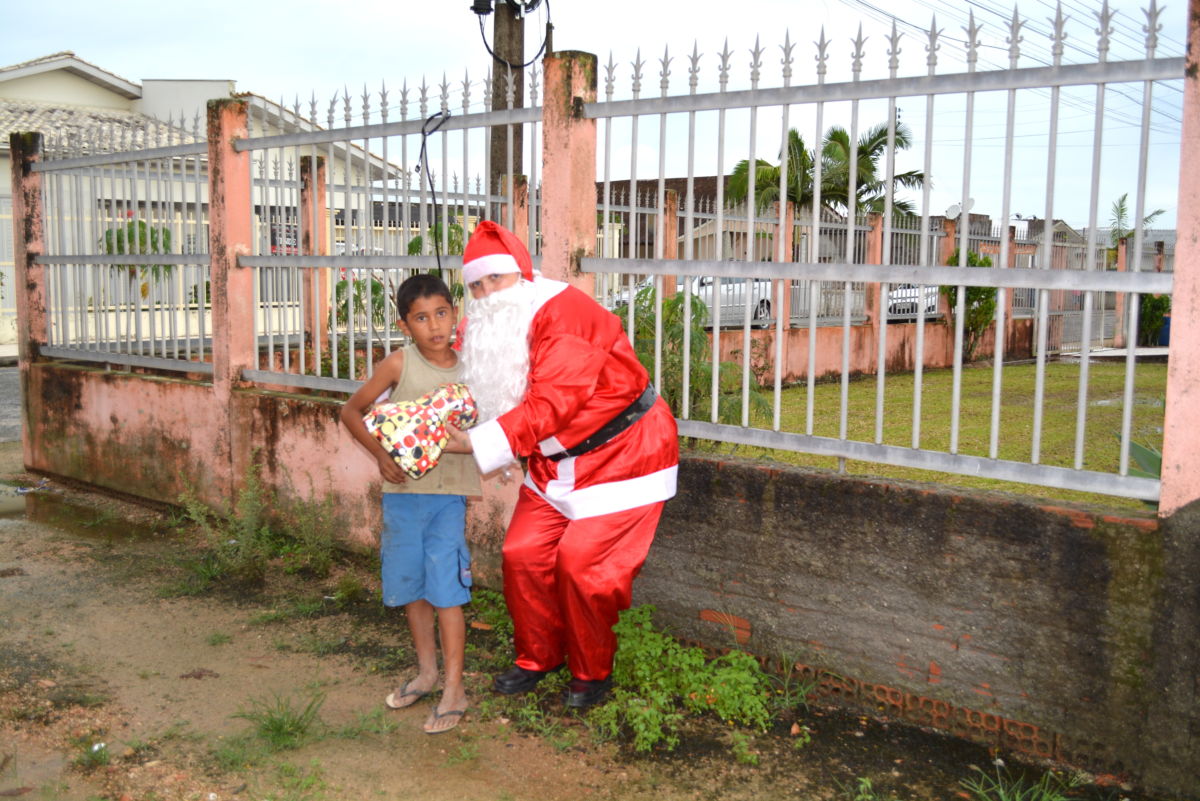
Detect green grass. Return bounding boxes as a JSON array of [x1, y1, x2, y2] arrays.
[[692, 362, 1166, 510]]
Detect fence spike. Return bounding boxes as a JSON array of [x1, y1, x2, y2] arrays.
[[461, 71, 471, 113], [631, 49, 645, 98], [964, 10, 982, 67], [1143, 0, 1161, 56], [750, 36, 764, 88], [293, 94, 301, 122], [309, 92, 318, 125], [381, 81, 390, 123], [605, 53, 617, 101], [440, 73, 451, 114], [926, 16, 942, 70], [851, 24, 867, 77], [1049, 3, 1068, 64], [419, 77, 430, 118], [887, 22, 902, 75], [718, 39, 732, 91], [1008, 6, 1026, 67], [815, 28, 830, 79], [1094, 1, 1113, 62], [327, 92, 337, 128], [528, 64, 540, 105], [362, 84, 371, 124], [660, 45, 672, 96], [483, 68, 493, 111], [504, 66, 515, 109], [781, 31, 795, 84], [401, 79, 410, 120], [688, 42, 701, 94]]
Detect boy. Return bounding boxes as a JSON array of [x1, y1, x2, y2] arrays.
[[340, 274, 480, 734]]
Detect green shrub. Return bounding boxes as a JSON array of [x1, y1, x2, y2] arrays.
[[587, 605, 771, 752], [940, 249, 997, 363]]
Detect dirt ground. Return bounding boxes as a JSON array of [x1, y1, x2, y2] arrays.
[[0, 440, 1160, 801]]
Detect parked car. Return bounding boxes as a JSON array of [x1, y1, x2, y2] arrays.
[[602, 275, 776, 329], [887, 284, 939, 318]]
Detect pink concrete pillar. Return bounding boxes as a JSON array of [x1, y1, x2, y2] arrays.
[[937, 217, 958, 319], [300, 155, 330, 359], [1113, 238, 1128, 348], [540, 51, 597, 296], [207, 99, 256, 403], [10, 132, 47, 469], [9, 133, 47, 365], [865, 213, 884, 325], [1160, 0, 1200, 516]]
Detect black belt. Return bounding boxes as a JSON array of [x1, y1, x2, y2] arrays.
[[547, 385, 657, 462]]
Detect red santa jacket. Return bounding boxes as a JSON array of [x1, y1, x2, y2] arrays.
[[468, 279, 678, 520]]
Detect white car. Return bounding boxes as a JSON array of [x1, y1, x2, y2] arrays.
[[687, 276, 775, 328], [886, 284, 940, 318]]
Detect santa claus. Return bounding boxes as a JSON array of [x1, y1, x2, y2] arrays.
[[450, 220, 678, 708]]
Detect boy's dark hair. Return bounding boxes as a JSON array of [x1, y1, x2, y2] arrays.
[[395, 273, 453, 320]]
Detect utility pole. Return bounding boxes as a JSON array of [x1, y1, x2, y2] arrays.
[[489, 1, 524, 197]]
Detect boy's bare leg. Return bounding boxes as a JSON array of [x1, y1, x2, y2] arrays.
[[389, 599, 439, 708], [425, 604, 468, 733]]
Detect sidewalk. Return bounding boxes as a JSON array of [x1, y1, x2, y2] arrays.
[[1060, 346, 1170, 362], [0, 344, 15, 367]]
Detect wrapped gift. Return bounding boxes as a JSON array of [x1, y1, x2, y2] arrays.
[[364, 382, 479, 480]]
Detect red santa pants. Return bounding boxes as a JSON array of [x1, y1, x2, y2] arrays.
[[502, 484, 664, 681]]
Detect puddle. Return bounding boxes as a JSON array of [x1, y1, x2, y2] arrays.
[[0, 482, 161, 541]]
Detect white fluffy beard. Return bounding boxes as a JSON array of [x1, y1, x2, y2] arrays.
[[461, 280, 536, 421]]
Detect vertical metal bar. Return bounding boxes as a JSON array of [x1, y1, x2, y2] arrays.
[[989, 10, 1024, 460], [775, 35, 795, 432], [839, 28, 866, 466], [1074, 7, 1114, 470], [655, 48, 670, 395], [951, 14, 980, 456], [913, 21, 939, 448], [713, 43, 730, 423], [1032, 8, 1067, 465], [742, 41, 762, 428], [875, 24, 901, 445], [1120, 6, 1162, 475], [682, 45, 700, 422], [628, 52, 644, 345], [808, 32, 829, 437]]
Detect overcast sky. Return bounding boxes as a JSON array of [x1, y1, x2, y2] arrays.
[[3, 0, 1187, 228]]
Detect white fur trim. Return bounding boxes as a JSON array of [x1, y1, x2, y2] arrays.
[[469, 418, 516, 474], [538, 436, 566, 457], [463, 252, 520, 284], [524, 465, 678, 520]]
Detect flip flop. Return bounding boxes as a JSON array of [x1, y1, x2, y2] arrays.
[[385, 680, 431, 710], [422, 706, 467, 735]]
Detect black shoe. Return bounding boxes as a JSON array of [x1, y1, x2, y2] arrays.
[[565, 676, 613, 708], [493, 663, 563, 695]]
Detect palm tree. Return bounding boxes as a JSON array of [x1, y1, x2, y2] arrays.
[[1108, 193, 1164, 248], [727, 122, 924, 215]]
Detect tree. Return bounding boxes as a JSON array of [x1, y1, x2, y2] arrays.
[[727, 123, 924, 215], [940, 249, 996, 364], [101, 217, 173, 299]]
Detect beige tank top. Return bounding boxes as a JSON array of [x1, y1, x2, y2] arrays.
[[381, 343, 482, 497]]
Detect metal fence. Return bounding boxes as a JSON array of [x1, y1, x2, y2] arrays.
[[22, 1, 1184, 503], [33, 120, 213, 373]]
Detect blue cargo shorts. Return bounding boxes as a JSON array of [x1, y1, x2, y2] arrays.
[[380, 493, 472, 609]]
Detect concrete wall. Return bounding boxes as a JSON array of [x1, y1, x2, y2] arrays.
[[638, 455, 1197, 796]]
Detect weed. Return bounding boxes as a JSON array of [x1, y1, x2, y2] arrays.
[[278, 496, 339, 577], [446, 739, 480, 765], [297, 634, 346, 656], [766, 652, 817, 717], [233, 690, 326, 751], [268, 759, 328, 801], [469, 588, 515, 644], [331, 573, 370, 606], [335, 707, 398, 738], [960, 763, 1083, 801], [206, 632, 232, 646], [587, 605, 770, 752], [840, 776, 900, 801], [211, 732, 270, 772], [729, 730, 760, 765], [250, 597, 328, 625], [70, 737, 110, 771]]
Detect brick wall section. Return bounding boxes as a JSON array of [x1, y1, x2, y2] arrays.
[[635, 454, 1197, 795]]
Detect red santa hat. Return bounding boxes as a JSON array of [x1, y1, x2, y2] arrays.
[[462, 221, 533, 285]]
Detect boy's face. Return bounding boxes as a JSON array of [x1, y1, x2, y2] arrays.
[[398, 294, 456, 352]]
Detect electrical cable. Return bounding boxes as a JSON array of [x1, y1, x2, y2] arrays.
[[474, 0, 553, 71], [417, 110, 451, 270]]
